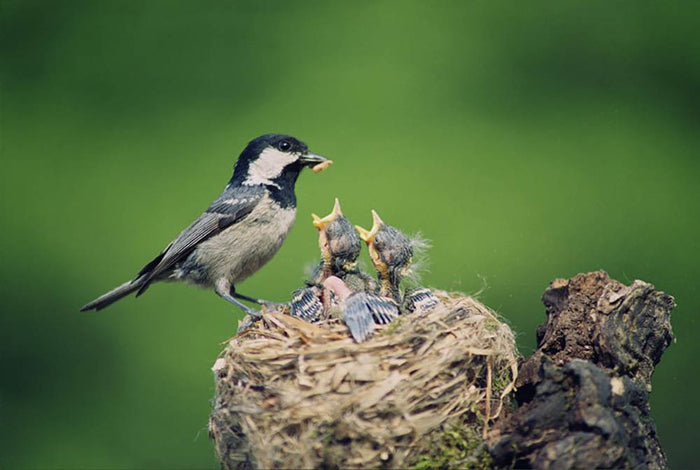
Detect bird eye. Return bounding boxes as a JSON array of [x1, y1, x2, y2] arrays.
[[278, 140, 292, 152]]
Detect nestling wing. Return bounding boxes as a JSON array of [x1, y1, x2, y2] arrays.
[[290, 286, 324, 322], [344, 292, 379, 343], [403, 287, 440, 313], [136, 187, 262, 293], [365, 293, 400, 324]]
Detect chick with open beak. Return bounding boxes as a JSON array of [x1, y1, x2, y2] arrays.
[[357, 210, 439, 314], [311, 198, 361, 282], [356, 210, 414, 302], [290, 199, 365, 322]]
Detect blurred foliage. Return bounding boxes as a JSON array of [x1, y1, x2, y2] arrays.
[[1, 1, 698, 468]]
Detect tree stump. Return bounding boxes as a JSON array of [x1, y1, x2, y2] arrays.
[[487, 271, 675, 469]]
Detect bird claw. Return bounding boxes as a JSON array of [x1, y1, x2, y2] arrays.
[[244, 307, 263, 318], [236, 314, 261, 333], [261, 301, 287, 309]]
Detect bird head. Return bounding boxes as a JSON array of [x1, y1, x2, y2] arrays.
[[231, 134, 332, 190], [312, 198, 343, 232], [312, 199, 361, 273], [356, 210, 413, 284], [356, 210, 385, 276]]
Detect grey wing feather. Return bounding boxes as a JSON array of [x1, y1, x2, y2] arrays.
[[365, 293, 400, 324], [135, 188, 262, 294], [343, 292, 377, 343], [290, 286, 324, 322], [403, 287, 440, 313]]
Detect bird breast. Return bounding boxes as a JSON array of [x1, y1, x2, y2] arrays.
[[189, 194, 296, 285]]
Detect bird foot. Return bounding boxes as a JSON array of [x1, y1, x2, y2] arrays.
[[243, 307, 263, 318], [236, 314, 260, 333], [261, 301, 288, 310]]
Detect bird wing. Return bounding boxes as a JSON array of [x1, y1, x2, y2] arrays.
[[343, 296, 375, 343], [364, 293, 400, 324], [403, 287, 439, 313], [135, 186, 263, 294], [290, 286, 324, 322]]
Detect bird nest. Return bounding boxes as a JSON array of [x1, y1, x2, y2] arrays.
[[209, 291, 518, 469]]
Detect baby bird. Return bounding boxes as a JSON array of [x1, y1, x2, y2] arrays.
[[311, 198, 361, 282], [290, 199, 365, 321], [356, 210, 439, 313], [356, 210, 413, 301], [313, 199, 377, 293]]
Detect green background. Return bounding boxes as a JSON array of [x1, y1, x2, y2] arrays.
[[2, 1, 698, 468]]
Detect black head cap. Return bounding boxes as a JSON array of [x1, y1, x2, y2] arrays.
[[228, 134, 330, 191], [231, 134, 307, 181], [247, 134, 308, 156]]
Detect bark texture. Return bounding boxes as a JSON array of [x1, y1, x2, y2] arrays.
[[487, 271, 675, 469]]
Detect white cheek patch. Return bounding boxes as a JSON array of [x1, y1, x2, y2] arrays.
[[244, 147, 299, 187]]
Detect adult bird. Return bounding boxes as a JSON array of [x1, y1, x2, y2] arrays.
[[81, 134, 332, 317]]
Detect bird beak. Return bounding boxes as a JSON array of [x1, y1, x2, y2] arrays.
[[299, 152, 333, 173], [355, 210, 383, 244], [312, 198, 343, 230]]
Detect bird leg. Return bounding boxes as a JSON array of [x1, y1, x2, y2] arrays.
[[232, 292, 287, 309], [215, 278, 262, 318]]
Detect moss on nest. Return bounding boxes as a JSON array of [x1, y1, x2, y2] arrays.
[[413, 425, 492, 470], [209, 291, 518, 469]]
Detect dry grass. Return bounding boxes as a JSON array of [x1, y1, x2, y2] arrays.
[[209, 291, 518, 469]]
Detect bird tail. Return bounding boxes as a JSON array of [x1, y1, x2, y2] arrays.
[[80, 277, 145, 312]]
